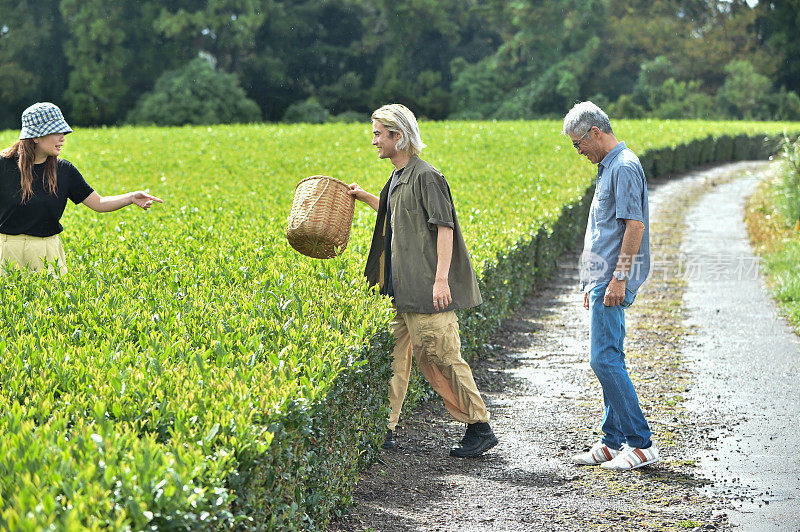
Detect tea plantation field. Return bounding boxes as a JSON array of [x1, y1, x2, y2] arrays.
[[0, 120, 797, 530]]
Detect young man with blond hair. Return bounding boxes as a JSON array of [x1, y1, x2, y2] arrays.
[[347, 104, 498, 457]]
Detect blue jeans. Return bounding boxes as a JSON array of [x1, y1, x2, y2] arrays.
[[589, 283, 652, 450]]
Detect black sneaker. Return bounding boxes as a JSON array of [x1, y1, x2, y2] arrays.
[[382, 429, 397, 450], [449, 422, 498, 458]]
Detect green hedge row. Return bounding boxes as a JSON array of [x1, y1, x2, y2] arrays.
[[2, 127, 795, 531], [641, 133, 784, 177], [232, 329, 393, 529]]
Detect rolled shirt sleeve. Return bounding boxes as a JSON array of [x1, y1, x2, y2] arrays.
[[613, 163, 646, 223], [421, 172, 455, 229]]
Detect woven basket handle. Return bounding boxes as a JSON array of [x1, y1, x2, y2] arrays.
[[289, 177, 331, 231]]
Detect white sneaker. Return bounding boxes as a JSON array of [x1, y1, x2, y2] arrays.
[[600, 444, 659, 470], [571, 441, 620, 466]]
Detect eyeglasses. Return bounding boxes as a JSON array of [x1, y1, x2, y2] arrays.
[[572, 127, 594, 150]]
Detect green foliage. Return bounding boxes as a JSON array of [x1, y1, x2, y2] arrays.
[[365, 0, 498, 119], [448, 2, 800, 121], [775, 137, 800, 223], [613, 56, 800, 121], [501, 65, 583, 119], [316, 72, 368, 116], [607, 95, 646, 119], [748, 136, 800, 334], [329, 111, 368, 124], [450, 0, 604, 119], [628, 56, 715, 119], [60, 0, 184, 126], [126, 58, 261, 126], [449, 57, 504, 119], [153, 0, 267, 74], [632, 56, 676, 109], [717, 60, 774, 120], [771, 88, 800, 121], [0, 0, 69, 129], [0, 121, 403, 530], [769, 241, 800, 328], [650, 81, 716, 120], [0, 120, 798, 529], [3, 1, 800, 124], [755, 0, 800, 94], [282, 98, 330, 124]]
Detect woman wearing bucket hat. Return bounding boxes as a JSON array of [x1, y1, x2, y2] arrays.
[[0, 102, 162, 275]]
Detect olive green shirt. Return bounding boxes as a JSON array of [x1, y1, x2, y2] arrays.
[[364, 155, 482, 313]]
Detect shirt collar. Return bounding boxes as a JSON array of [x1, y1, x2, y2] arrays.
[[598, 141, 626, 170], [393, 154, 420, 185]]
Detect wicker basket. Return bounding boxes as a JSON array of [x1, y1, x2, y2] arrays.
[[287, 175, 355, 259]]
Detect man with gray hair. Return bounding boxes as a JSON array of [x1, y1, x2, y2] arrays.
[[348, 104, 498, 458], [563, 101, 659, 470]]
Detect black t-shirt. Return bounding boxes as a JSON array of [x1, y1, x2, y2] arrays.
[[0, 157, 94, 237], [381, 166, 404, 297]]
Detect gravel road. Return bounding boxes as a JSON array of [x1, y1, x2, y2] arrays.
[[682, 167, 800, 531], [330, 161, 800, 532]]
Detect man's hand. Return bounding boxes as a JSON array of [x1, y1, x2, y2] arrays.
[[433, 226, 454, 311], [603, 278, 626, 307], [433, 277, 452, 311], [347, 183, 367, 200], [347, 183, 379, 211], [583, 291, 589, 310]]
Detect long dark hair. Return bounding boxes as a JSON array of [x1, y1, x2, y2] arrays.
[[0, 139, 58, 203]]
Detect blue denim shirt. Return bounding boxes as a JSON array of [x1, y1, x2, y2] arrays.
[[579, 142, 650, 294]]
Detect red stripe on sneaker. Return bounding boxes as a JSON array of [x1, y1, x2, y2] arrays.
[[624, 457, 634, 467], [634, 449, 647, 463], [603, 447, 612, 460]]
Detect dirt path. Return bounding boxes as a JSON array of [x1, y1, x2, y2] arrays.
[[682, 170, 800, 530], [330, 161, 794, 532]]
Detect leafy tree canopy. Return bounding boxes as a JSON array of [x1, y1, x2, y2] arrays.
[[126, 58, 261, 126], [0, 0, 798, 127]]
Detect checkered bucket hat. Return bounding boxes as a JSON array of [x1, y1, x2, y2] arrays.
[[20, 102, 73, 140]]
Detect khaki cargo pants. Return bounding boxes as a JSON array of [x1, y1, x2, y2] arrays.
[[0, 234, 67, 276], [388, 310, 489, 430]]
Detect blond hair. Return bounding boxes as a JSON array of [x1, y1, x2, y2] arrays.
[[371, 104, 426, 156]]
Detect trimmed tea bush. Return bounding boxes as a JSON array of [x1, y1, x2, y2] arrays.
[[0, 119, 798, 529]]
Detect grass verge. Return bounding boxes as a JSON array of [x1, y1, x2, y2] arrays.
[[745, 156, 800, 334]]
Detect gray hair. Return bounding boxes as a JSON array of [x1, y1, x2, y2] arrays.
[[371, 104, 427, 156], [562, 101, 613, 136]]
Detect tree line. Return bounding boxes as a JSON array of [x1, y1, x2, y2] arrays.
[[1, 0, 798, 129]]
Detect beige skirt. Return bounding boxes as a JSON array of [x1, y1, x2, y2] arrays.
[[0, 233, 68, 276]]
